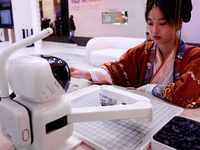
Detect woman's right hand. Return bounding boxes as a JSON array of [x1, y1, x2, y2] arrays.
[[69, 66, 91, 80]]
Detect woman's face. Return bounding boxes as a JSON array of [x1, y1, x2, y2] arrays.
[[147, 7, 175, 46]]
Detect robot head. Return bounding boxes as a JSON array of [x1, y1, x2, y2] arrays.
[[8, 55, 71, 103]]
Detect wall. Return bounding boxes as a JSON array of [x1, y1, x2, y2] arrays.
[[42, 0, 56, 20], [12, 0, 33, 42], [68, 0, 200, 44], [11, 0, 42, 49], [68, 0, 147, 38]]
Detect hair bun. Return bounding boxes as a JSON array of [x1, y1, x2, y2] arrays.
[[181, 0, 192, 23]]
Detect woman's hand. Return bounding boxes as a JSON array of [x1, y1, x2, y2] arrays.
[[136, 84, 157, 94], [126, 84, 157, 94], [126, 87, 136, 90], [69, 66, 91, 80]]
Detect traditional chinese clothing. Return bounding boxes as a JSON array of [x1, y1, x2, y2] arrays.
[[95, 39, 200, 107]]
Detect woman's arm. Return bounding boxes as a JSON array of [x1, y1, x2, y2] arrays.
[[152, 63, 200, 108], [69, 67, 113, 84], [133, 46, 200, 108], [70, 66, 91, 80]]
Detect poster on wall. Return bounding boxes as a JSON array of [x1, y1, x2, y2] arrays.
[[102, 11, 128, 25], [70, 0, 101, 12]]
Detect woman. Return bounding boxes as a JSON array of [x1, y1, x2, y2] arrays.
[[70, 0, 200, 107]]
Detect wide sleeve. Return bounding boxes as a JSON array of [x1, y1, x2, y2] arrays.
[[98, 43, 150, 87], [152, 46, 200, 107]]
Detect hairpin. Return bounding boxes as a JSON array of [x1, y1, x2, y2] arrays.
[[152, 0, 157, 9]]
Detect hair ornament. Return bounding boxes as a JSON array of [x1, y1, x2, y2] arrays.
[[144, 25, 148, 54], [152, 0, 157, 9]]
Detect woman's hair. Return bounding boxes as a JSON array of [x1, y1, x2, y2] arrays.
[[145, 0, 193, 27]]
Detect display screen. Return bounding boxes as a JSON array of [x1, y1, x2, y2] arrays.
[[0, 9, 12, 24], [102, 11, 128, 25], [0, 2, 14, 28]]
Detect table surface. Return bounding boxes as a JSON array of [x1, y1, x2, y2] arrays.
[[0, 78, 200, 150]]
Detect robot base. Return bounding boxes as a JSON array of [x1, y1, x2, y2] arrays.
[[14, 96, 74, 150]]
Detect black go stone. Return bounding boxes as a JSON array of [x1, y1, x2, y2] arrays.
[[153, 116, 200, 149]]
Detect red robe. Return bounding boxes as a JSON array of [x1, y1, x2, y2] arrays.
[[99, 41, 200, 107]]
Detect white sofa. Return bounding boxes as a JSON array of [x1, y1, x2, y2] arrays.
[[86, 37, 146, 67]]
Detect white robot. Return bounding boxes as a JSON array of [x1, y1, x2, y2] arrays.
[[0, 28, 153, 150]]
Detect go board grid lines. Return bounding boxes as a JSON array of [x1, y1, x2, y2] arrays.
[[71, 89, 183, 150]]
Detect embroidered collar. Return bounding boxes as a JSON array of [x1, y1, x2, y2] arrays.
[[143, 39, 187, 85]]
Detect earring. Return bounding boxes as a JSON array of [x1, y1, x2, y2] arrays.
[[145, 44, 147, 54], [171, 30, 178, 60], [145, 25, 148, 54]]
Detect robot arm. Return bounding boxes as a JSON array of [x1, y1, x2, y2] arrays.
[[68, 85, 153, 124], [0, 28, 53, 101], [0, 29, 153, 150]]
